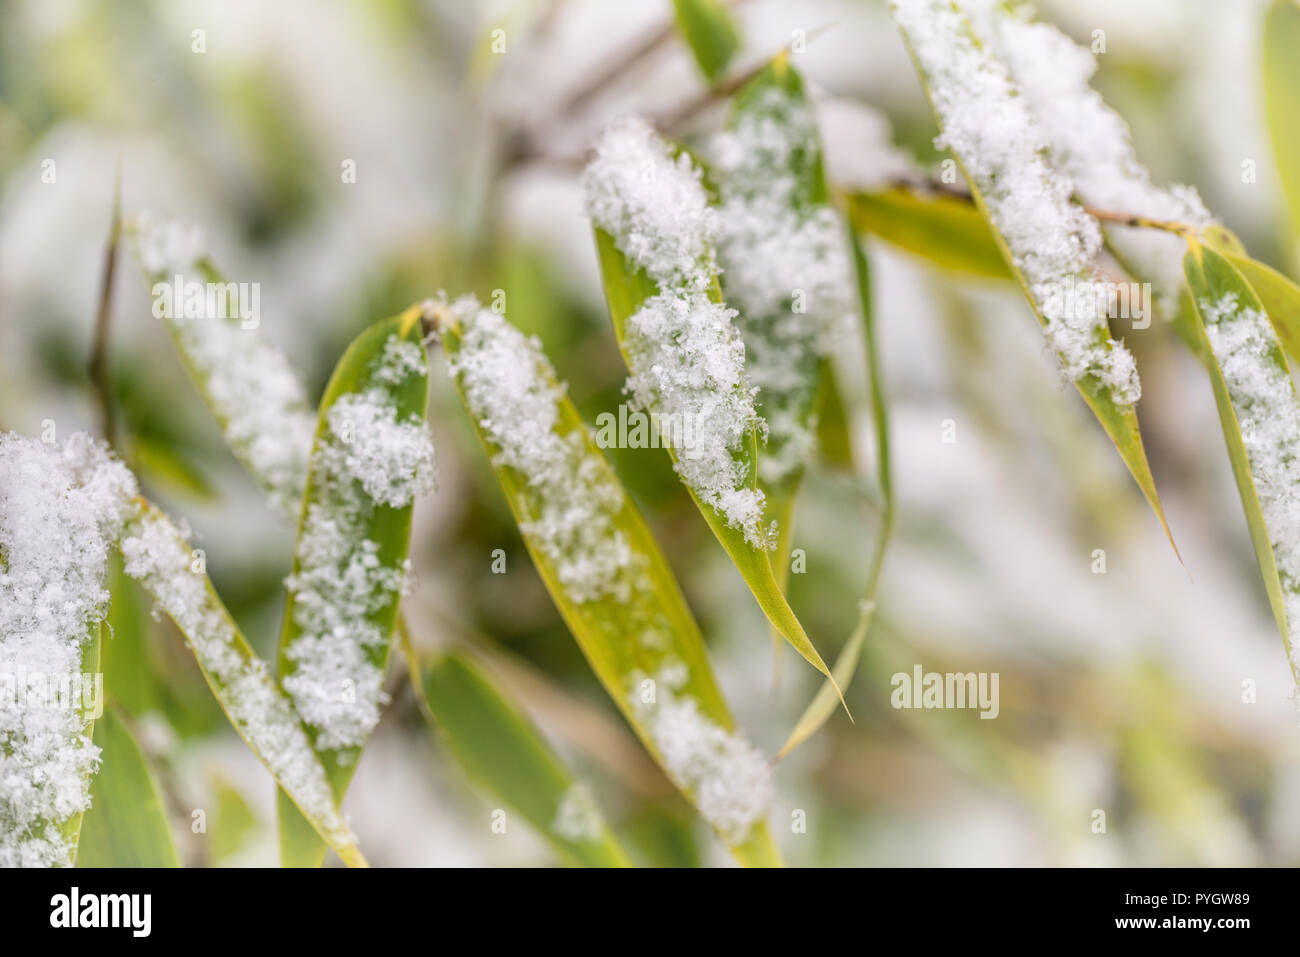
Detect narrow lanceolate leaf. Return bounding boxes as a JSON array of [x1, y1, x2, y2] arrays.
[[1216, 253, 1300, 367], [671, 0, 740, 83], [708, 57, 852, 582], [889, 0, 1175, 551], [1183, 242, 1300, 690], [125, 213, 316, 518], [963, 1, 1210, 317], [781, 228, 895, 758], [118, 499, 366, 867], [422, 653, 631, 867], [439, 296, 782, 866], [276, 306, 434, 867], [843, 188, 1010, 279], [0, 432, 133, 867], [582, 117, 842, 698], [77, 707, 179, 867], [1263, 0, 1300, 261]]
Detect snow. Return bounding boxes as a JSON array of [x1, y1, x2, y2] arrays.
[[446, 296, 641, 603], [126, 212, 317, 518], [631, 665, 772, 845], [889, 0, 1141, 405], [551, 782, 605, 844], [119, 503, 355, 848], [282, 337, 433, 751], [1198, 292, 1300, 667], [710, 82, 854, 485], [0, 432, 135, 867]]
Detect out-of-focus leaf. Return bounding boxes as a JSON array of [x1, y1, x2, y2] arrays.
[[440, 299, 783, 865], [118, 499, 365, 867], [672, 0, 740, 82], [816, 361, 855, 470], [211, 775, 259, 865], [1263, 0, 1300, 261], [421, 652, 631, 867], [276, 306, 430, 867], [130, 432, 218, 502], [1183, 242, 1300, 687], [593, 229, 843, 702], [77, 707, 179, 867], [103, 553, 163, 717], [843, 187, 1011, 279], [781, 228, 894, 758]]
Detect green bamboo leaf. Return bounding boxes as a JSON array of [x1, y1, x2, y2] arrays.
[[124, 214, 316, 518], [842, 188, 1011, 279], [211, 775, 259, 865], [438, 296, 783, 866], [1218, 253, 1300, 366], [1183, 242, 1300, 689], [1263, 0, 1300, 262], [780, 227, 894, 758], [671, 0, 740, 83], [889, 0, 1176, 555], [117, 498, 366, 867], [816, 361, 855, 470], [77, 707, 180, 867], [583, 118, 843, 698], [60, 628, 102, 863], [421, 652, 631, 867], [275, 305, 433, 867]]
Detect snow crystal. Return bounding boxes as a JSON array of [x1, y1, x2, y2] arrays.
[[961, 0, 1211, 316], [624, 293, 772, 547], [551, 782, 605, 843], [583, 116, 720, 292], [631, 666, 772, 844], [126, 213, 316, 518], [119, 504, 354, 847], [446, 296, 640, 603], [283, 338, 434, 751], [889, 0, 1140, 405], [710, 83, 854, 485], [0, 432, 135, 867], [1198, 293, 1300, 665]]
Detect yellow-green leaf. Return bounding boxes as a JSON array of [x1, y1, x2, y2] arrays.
[[276, 306, 431, 867], [1263, 0, 1300, 263], [672, 0, 740, 83], [438, 297, 782, 865], [1183, 242, 1300, 688], [77, 707, 180, 868], [592, 228, 843, 702], [118, 499, 366, 867], [1220, 253, 1300, 366], [842, 188, 1011, 279], [421, 652, 631, 867]]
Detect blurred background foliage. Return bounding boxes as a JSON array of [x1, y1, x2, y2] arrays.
[[2, 0, 1299, 866]]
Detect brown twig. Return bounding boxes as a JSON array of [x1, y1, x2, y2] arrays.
[[89, 163, 122, 448]]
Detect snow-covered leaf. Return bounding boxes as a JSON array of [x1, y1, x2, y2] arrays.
[[1183, 242, 1300, 691], [439, 296, 782, 865], [275, 306, 433, 867]]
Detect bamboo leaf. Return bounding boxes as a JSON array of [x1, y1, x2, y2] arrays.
[[889, 0, 1176, 555], [1263, 0, 1300, 263], [438, 296, 782, 865], [1183, 242, 1300, 688], [77, 707, 180, 867], [420, 652, 631, 867], [275, 306, 433, 867], [816, 361, 855, 470], [842, 188, 1011, 279], [1218, 253, 1300, 366], [59, 627, 102, 864], [118, 498, 366, 867], [671, 0, 740, 83], [125, 215, 316, 518], [780, 227, 894, 758]]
